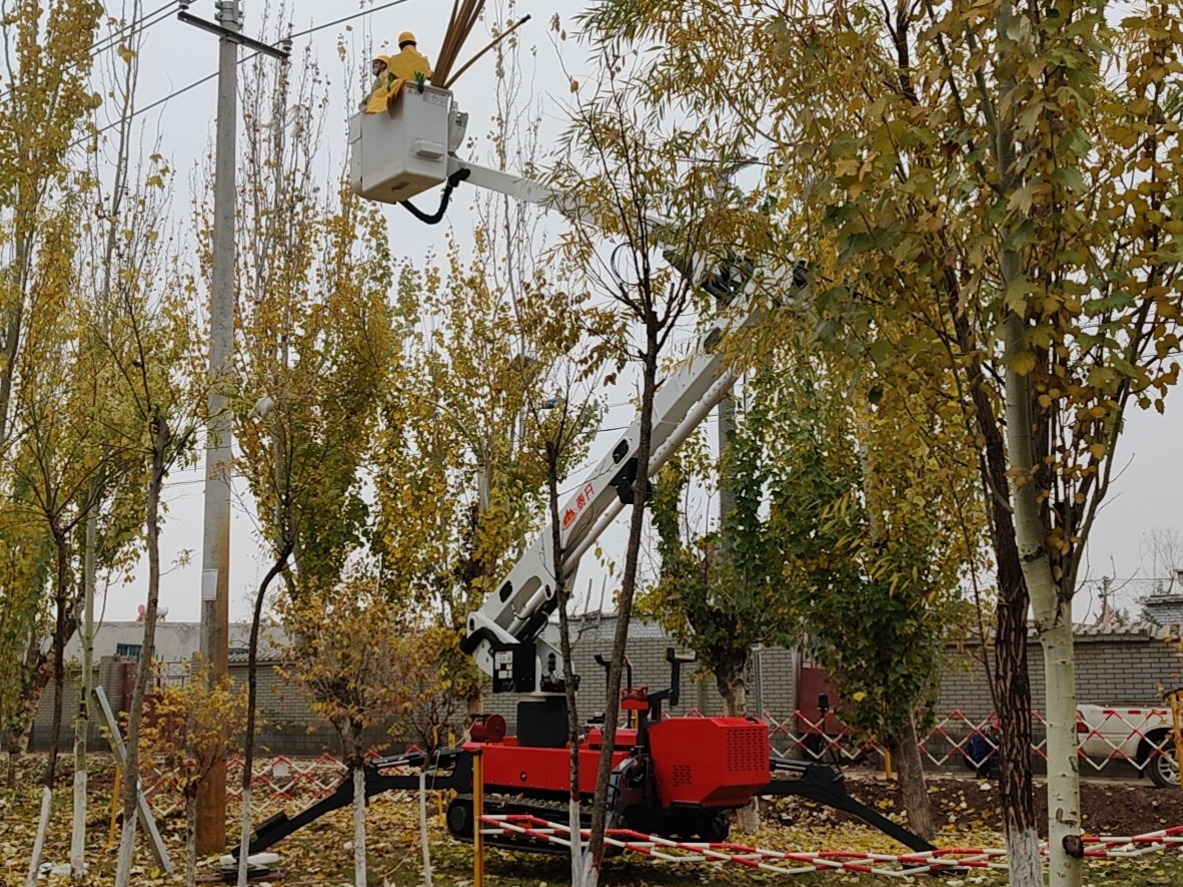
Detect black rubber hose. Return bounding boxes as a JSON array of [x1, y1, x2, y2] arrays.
[[399, 166, 471, 225]]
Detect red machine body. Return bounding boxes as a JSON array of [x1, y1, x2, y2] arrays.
[[465, 717, 771, 811], [464, 727, 638, 797], [647, 716, 770, 808]]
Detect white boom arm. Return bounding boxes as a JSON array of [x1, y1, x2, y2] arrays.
[[449, 161, 804, 696]]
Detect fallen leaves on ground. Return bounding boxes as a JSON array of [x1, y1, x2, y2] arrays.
[[3, 757, 1183, 887]]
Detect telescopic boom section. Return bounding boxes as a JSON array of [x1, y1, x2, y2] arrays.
[[458, 318, 749, 695]]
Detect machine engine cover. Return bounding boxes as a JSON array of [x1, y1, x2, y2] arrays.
[[465, 738, 631, 797], [349, 84, 451, 204], [647, 717, 769, 808]]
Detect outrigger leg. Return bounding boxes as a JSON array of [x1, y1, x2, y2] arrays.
[[760, 757, 936, 852]]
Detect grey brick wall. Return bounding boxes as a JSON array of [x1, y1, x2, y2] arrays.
[[936, 626, 1183, 724], [27, 622, 1182, 756], [1145, 595, 1183, 625], [30, 656, 369, 757]]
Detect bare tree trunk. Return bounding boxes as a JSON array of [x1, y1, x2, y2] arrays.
[[352, 762, 367, 887], [1004, 311, 1080, 887], [884, 716, 934, 841], [234, 783, 252, 887], [584, 339, 658, 887], [547, 440, 585, 887], [185, 794, 198, 887], [71, 480, 99, 876], [47, 531, 69, 790], [28, 528, 72, 885], [994, 538, 1041, 886], [237, 547, 291, 887], [115, 416, 170, 887], [981, 6, 1047, 884]]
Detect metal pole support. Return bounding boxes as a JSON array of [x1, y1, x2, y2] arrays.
[[419, 771, 433, 887], [473, 751, 484, 887], [1168, 688, 1183, 782]]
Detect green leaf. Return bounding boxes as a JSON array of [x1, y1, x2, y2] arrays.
[[1051, 166, 1087, 194]]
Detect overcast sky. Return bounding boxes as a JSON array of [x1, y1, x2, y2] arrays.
[[98, 0, 1183, 628]]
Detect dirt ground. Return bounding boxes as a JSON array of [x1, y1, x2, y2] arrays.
[[771, 770, 1183, 837]]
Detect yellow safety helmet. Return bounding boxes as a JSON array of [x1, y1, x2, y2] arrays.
[[398, 31, 417, 48]]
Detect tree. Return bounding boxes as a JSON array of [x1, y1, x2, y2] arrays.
[[1140, 526, 1183, 580], [761, 361, 977, 841], [72, 3, 186, 872], [75, 90, 202, 887], [580, 3, 1183, 883], [372, 210, 591, 721], [517, 323, 603, 887], [222, 30, 397, 887], [646, 432, 783, 720], [550, 61, 761, 882], [141, 664, 249, 887], [0, 0, 102, 447], [0, 0, 105, 811], [646, 420, 785, 835], [281, 579, 433, 887], [0, 510, 53, 787], [9, 215, 140, 887]]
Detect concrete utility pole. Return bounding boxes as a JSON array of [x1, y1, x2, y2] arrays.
[[195, 0, 239, 853], [180, 0, 288, 853]]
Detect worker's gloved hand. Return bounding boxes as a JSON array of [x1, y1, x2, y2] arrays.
[[414, 71, 425, 92]]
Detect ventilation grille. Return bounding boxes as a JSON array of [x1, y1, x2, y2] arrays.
[[672, 764, 693, 787], [726, 728, 766, 773]]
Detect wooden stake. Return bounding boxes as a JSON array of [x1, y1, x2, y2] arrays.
[[108, 767, 121, 850], [434, 0, 484, 86], [432, 0, 464, 84]]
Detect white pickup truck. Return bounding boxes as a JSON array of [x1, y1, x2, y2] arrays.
[[1076, 703, 1179, 788]]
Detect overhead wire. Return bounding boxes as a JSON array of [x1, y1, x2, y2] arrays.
[[0, 0, 181, 103], [88, 0, 181, 61], [84, 0, 418, 142]]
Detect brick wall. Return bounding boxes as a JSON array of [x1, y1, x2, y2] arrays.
[[936, 625, 1183, 724], [27, 622, 1182, 756], [1145, 595, 1183, 625], [29, 655, 387, 756]]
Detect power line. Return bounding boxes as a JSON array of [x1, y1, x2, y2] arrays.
[[287, 0, 417, 42], [85, 0, 417, 141], [0, 1, 180, 103], [89, 1, 181, 61]]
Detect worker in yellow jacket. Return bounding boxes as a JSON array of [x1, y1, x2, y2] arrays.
[[365, 32, 433, 114]]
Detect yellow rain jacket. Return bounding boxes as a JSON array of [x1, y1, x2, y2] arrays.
[[365, 46, 433, 114]]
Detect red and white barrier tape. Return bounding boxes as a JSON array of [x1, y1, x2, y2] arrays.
[[479, 815, 1183, 877]]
